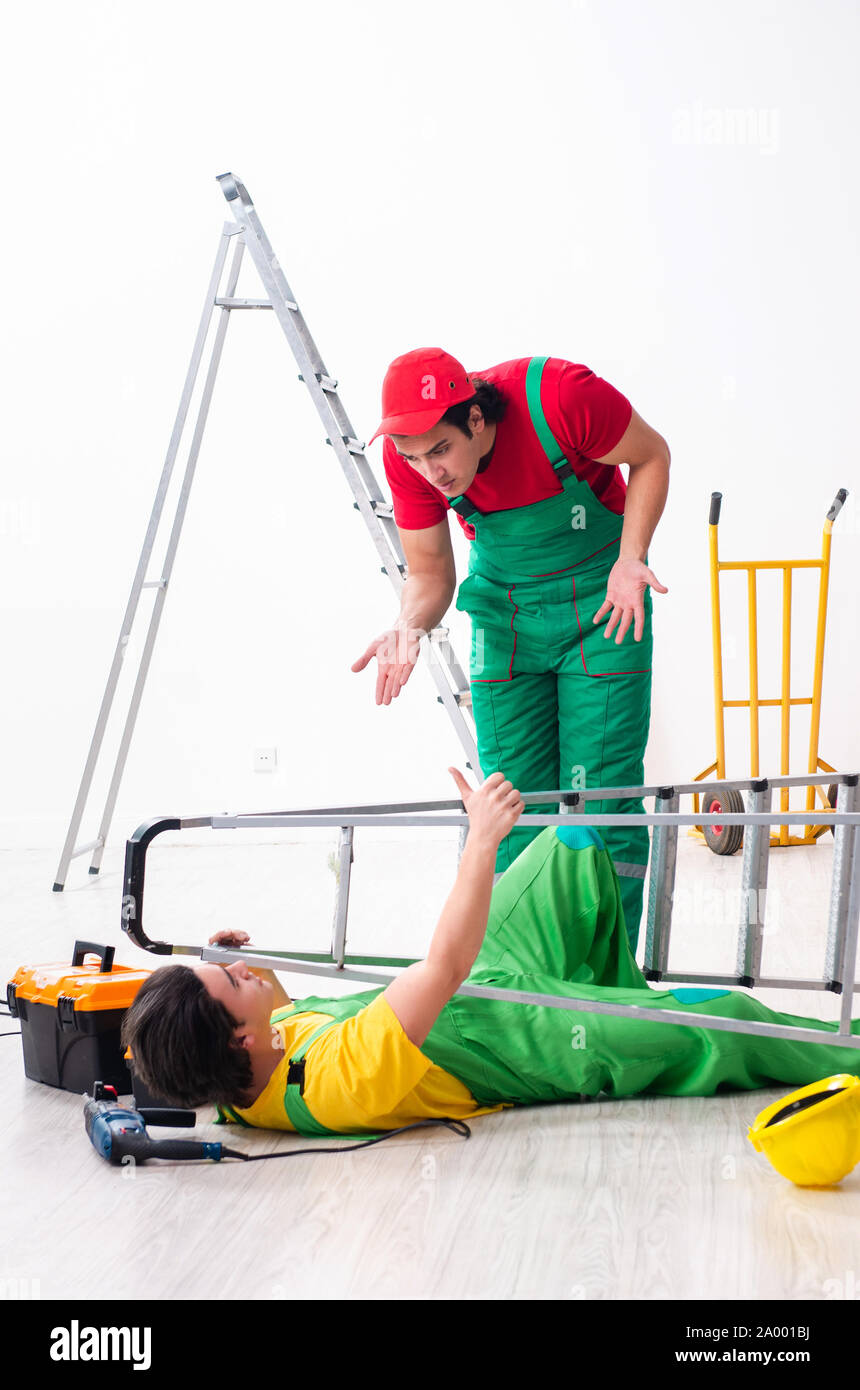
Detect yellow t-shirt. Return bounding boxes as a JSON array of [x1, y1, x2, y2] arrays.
[[221, 993, 507, 1133]]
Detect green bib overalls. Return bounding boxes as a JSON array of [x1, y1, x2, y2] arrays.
[[215, 827, 860, 1137], [450, 356, 653, 948]]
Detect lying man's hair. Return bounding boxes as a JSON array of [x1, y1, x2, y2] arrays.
[[120, 965, 254, 1109]]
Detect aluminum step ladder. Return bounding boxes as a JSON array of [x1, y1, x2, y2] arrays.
[[121, 771, 860, 1050], [53, 172, 478, 891]]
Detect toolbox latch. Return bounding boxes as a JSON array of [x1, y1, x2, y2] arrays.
[[57, 995, 78, 1032], [6, 983, 18, 1018]]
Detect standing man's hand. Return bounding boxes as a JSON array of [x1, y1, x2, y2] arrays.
[[351, 624, 425, 705], [592, 558, 668, 645]]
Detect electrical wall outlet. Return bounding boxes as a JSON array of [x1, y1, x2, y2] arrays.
[[254, 747, 278, 773]]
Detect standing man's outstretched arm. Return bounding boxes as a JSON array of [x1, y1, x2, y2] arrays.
[[592, 406, 671, 645]]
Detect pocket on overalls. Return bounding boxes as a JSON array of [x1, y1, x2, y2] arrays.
[[456, 572, 522, 682], [574, 570, 653, 677]]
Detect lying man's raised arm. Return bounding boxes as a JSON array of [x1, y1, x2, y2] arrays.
[[383, 770, 524, 1047]]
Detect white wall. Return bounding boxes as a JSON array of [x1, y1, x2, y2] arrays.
[[2, 0, 858, 855]]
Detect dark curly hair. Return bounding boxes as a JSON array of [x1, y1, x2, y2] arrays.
[[440, 378, 509, 438], [120, 964, 255, 1109]]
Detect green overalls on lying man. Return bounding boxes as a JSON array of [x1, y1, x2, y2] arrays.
[[217, 825, 860, 1139]]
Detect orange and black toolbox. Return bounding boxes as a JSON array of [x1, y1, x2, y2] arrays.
[[6, 940, 151, 1095]]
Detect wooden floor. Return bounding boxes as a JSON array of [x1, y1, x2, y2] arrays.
[[2, 830, 858, 1301]]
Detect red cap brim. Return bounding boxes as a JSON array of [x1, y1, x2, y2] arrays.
[[367, 405, 449, 445]]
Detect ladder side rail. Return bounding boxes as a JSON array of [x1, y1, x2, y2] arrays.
[[735, 779, 772, 986], [53, 227, 238, 890], [86, 235, 246, 875], [643, 787, 679, 979], [217, 180, 383, 514], [429, 627, 471, 695], [330, 826, 355, 968], [209, 809, 860, 831], [219, 212, 401, 577], [218, 185, 479, 766], [200, 944, 860, 1048], [214, 777, 855, 821], [838, 818, 860, 1034], [825, 776, 859, 989]]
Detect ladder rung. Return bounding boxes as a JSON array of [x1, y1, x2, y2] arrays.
[[214, 297, 276, 310], [71, 838, 105, 859], [142, 579, 167, 589], [438, 690, 472, 708], [298, 373, 338, 391], [327, 436, 365, 455], [353, 500, 393, 519]]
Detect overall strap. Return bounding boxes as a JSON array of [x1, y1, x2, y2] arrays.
[[447, 492, 485, 523], [216, 993, 386, 1136], [214, 1102, 254, 1127], [283, 1017, 342, 1136], [270, 990, 381, 1026], [524, 356, 573, 479], [450, 355, 572, 523], [213, 1016, 339, 1130]]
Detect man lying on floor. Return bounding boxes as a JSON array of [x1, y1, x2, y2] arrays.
[[121, 768, 860, 1136]]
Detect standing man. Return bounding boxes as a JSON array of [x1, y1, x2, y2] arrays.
[[353, 348, 670, 950]]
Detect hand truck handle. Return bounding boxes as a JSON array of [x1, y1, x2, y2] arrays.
[[709, 492, 722, 525], [827, 488, 848, 522]]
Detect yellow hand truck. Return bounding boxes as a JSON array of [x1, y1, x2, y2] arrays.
[[692, 488, 849, 854]]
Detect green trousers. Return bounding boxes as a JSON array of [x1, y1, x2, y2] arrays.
[[419, 824, 860, 1105], [464, 559, 652, 952], [288, 826, 860, 1113]]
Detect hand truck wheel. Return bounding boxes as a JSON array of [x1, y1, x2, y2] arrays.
[[702, 787, 744, 855]]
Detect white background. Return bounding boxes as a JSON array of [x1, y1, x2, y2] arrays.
[[2, 0, 858, 853]]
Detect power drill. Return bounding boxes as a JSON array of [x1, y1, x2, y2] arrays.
[[84, 1084, 472, 1168], [84, 1081, 239, 1164]]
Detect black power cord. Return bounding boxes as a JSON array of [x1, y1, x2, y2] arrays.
[[221, 1117, 472, 1161]]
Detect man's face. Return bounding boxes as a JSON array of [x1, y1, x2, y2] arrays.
[[194, 960, 274, 1044], [390, 406, 492, 498]]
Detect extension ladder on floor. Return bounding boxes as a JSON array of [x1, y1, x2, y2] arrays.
[[120, 771, 860, 1050], [53, 172, 479, 892]]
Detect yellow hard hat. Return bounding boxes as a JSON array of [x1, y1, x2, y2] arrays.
[[748, 1074, 860, 1187]]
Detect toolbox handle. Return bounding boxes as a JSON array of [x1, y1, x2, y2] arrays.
[[709, 492, 722, 525], [71, 941, 115, 973]]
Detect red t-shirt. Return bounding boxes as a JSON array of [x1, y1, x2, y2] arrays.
[[380, 357, 633, 541]]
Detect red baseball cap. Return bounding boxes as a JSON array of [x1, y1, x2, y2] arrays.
[[367, 347, 476, 444]]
